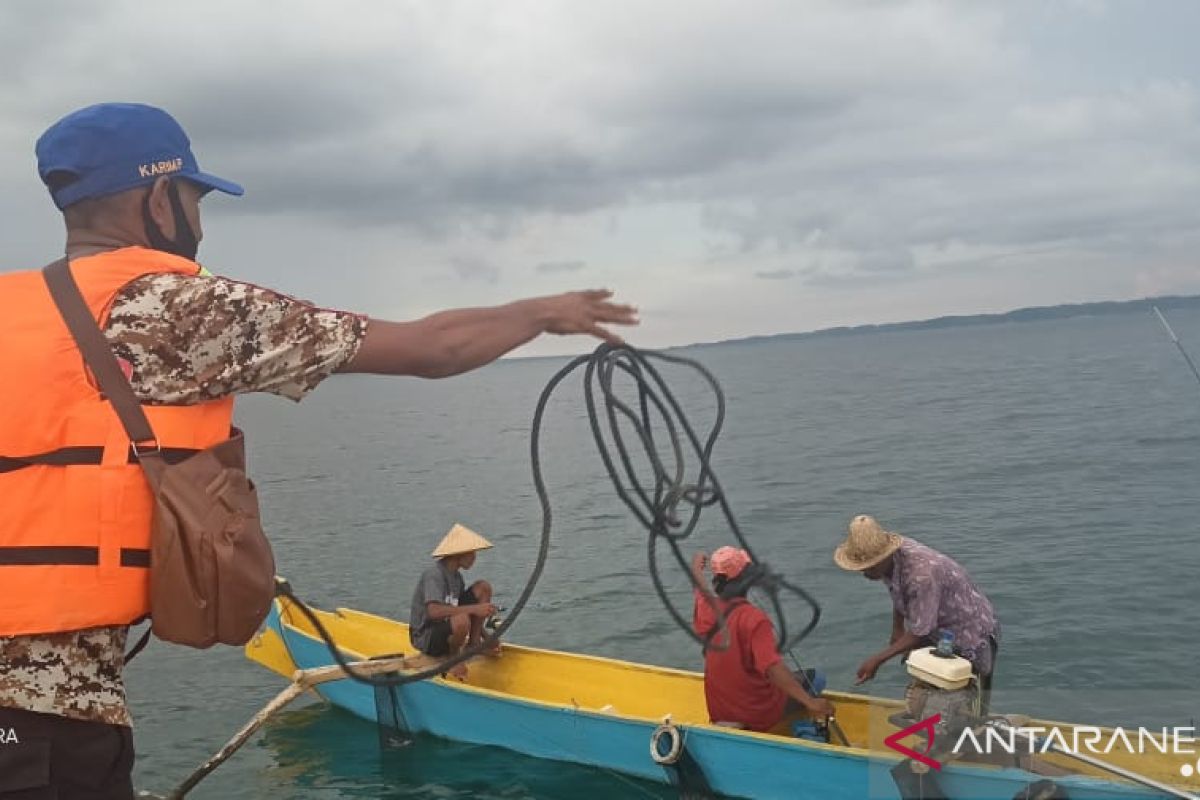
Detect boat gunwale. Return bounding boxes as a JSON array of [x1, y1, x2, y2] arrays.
[[271, 600, 873, 759]]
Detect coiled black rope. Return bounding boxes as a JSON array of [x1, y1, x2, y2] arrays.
[[282, 343, 820, 686], [577, 344, 821, 653]]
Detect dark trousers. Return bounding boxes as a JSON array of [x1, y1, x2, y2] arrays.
[[979, 635, 1000, 717], [0, 707, 134, 800]]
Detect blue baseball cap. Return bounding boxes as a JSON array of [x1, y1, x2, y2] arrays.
[[35, 102, 244, 210]]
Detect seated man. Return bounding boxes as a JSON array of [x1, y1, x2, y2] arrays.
[[691, 547, 834, 732], [409, 523, 498, 678]]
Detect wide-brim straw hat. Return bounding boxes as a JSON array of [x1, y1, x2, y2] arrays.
[[431, 523, 494, 558], [833, 514, 904, 571]]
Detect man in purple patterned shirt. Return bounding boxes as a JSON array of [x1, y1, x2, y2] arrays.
[[833, 514, 1000, 708]]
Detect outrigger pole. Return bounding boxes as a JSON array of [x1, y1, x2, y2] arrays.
[[1153, 306, 1200, 391], [163, 655, 422, 799]]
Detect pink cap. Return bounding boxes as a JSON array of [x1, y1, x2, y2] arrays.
[[710, 546, 752, 579]]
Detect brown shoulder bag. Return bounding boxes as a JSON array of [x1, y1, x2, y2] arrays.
[[43, 259, 276, 648]]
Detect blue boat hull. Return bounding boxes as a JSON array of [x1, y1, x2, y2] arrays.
[[263, 604, 1172, 800]]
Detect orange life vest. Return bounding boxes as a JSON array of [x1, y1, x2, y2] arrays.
[[0, 247, 234, 636]]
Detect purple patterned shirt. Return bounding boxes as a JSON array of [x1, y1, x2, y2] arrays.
[[885, 539, 1000, 675]]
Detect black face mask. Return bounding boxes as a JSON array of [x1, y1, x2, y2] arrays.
[[716, 563, 767, 600], [143, 181, 198, 261]]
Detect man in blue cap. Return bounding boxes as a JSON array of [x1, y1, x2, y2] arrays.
[[0, 102, 638, 799]]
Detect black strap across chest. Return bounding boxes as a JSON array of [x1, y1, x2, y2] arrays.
[[0, 445, 200, 474]]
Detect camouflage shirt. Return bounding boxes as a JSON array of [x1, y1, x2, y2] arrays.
[[0, 270, 367, 727]]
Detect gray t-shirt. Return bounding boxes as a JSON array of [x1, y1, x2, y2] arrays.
[[409, 560, 466, 652]]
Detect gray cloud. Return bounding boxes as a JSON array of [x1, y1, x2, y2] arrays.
[[535, 260, 587, 274], [3, 0, 1199, 348], [450, 256, 501, 284], [755, 269, 799, 280]]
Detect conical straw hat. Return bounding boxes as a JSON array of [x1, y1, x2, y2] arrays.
[[431, 523, 494, 558], [833, 514, 904, 571]]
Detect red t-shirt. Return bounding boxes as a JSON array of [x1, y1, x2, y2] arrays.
[[692, 590, 786, 732]]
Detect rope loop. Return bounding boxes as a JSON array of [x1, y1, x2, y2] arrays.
[[283, 343, 821, 687]]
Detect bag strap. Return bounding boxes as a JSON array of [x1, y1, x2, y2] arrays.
[[42, 258, 167, 487]]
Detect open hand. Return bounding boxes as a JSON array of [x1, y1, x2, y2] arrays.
[[855, 656, 882, 685], [540, 290, 638, 344]]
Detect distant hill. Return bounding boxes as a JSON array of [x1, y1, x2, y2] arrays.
[[689, 294, 1200, 349]]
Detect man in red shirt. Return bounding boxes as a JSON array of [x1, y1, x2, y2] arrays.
[[690, 547, 833, 732]]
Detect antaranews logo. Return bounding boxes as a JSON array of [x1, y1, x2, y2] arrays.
[[884, 714, 1200, 779], [884, 714, 944, 770], [0, 726, 18, 744]]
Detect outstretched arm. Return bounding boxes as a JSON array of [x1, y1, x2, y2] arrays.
[[340, 290, 638, 378], [856, 629, 924, 684], [766, 663, 835, 718]]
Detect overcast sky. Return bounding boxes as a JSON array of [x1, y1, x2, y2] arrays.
[[2, 0, 1198, 354]]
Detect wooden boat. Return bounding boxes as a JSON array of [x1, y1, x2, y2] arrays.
[[246, 596, 1197, 799]]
